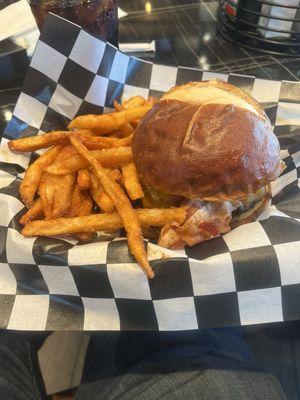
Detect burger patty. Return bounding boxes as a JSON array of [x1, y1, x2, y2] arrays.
[[232, 199, 262, 216], [231, 186, 269, 217]]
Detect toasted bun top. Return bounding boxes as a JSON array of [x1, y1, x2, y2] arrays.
[[132, 80, 282, 201]]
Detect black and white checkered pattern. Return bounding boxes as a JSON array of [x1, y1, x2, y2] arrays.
[[0, 14, 300, 331]]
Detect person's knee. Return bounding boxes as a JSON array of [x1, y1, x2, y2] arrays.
[[199, 369, 286, 400]]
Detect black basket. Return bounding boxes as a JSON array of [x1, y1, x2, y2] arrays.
[[218, 0, 300, 56]]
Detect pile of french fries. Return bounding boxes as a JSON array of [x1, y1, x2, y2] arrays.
[[8, 96, 186, 278]]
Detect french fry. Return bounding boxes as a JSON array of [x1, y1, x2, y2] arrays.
[[138, 207, 186, 227], [130, 98, 156, 129], [90, 169, 121, 213], [113, 101, 134, 136], [118, 123, 133, 137], [77, 169, 91, 190], [119, 96, 156, 110], [38, 174, 54, 219], [107, 169, 122, 183], [70, 137, 154, 278], [20, 145, 63, 208], [8, 130, 94, 152], [113, 100, 123, 111], [19, 198, 44, 225], [67, 185, 94, 242], [146, 97, 159, 107], [69, 185, 93, 241], [22, 207, 186, 235], [122, 163, 144, 200], [107, 131, 127, 138], [45, 147, 132, 175], [74, 133, 132, 149], [67, 184, 93, 217], [54, 145, 78, 164], [120, 96, 155, 131], [130, 119, 141, 128], [39, 173, 75, 219], [21, 213, 120, 235], [90, 173, 115, 213], [51, 173, 75, 218], [122, 96, 146, 109], [68, 105, 152, 131], [97, 192, 115, 213], [96, 192, 114, 213]]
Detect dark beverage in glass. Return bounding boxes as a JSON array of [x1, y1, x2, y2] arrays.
[[28, 0, 118, 47]]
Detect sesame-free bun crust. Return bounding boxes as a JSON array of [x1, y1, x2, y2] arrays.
[[132, 80, 282, 201]]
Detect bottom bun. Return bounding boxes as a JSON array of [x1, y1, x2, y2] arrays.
[[230, 193, 270, 229]]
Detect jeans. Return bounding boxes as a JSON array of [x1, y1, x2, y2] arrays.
[[0, 328, 286, 400]]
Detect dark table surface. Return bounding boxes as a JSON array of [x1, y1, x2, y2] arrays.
[[2, 0, 300, 129], [2, 0, 300, 133], [119, 0, 300, 80], [1, 1, 300, 399]]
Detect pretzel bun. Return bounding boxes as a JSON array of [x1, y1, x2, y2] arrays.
[[132, 80, 282, 201]]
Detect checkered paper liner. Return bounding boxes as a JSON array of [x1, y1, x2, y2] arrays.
[[0, 14, 300, 331]]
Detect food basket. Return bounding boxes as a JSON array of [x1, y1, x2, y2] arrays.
[[0, 14, 300, 331]]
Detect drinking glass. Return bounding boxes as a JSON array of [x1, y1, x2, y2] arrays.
[[28, 0, 119, 47]]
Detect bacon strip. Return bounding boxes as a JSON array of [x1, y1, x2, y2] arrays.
[[158, 200, 233, 249]]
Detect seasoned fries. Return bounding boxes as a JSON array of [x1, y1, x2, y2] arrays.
[[96, 191, 115, 213], [113, 100, 122, 112], [54, 144, 78, 163], [122, 163, 144, 200], [68, 104, 152, 131], [90, 169, 122, 213], [8, 130, 94, 152], [9, 94, 190, 278], [22, 208, 186, 236], [113, 101, 134, 136], [45, 147, 132, 174], [39, 172, 75, 219], [70, 137, 154, 278], [68, 185, 93, 217], [19, 198, 44, 225], [122, 96, 146, 109], [77, 169, 91, 190], [67, 185, 93, 242], [20, 145, 63, 208], [8, 129, 132, 153], [90, 172, 115, 213], [74, 133, 132, 149], [107, 169, 122, 183]]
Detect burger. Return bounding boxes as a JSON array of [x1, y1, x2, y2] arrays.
[[132, 80, 284, 249]]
